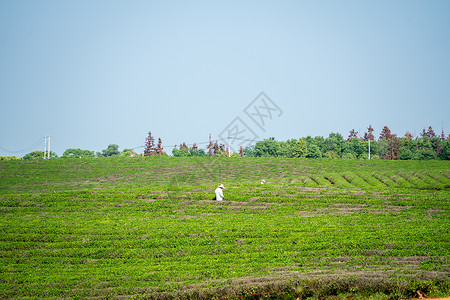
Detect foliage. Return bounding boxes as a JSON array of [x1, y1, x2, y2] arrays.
[[172, 145, 206, 157], [98, 144, 120, 157], [243, 145, 254, 157], [23, 150, 58, 159], [0, 155, 21, 161], [342, 152, 356, 159], [292, 138, 307, 158], [216, 150, 229, 157], [306, 143, 322, 158], [253, 137, 280, 157], [62, 148, 95, 158], [230, 152, 242, 158], [324, 150, 340, 159], [144, 131, 156, 156], [324, 132, 345, 155], [441, 140, 450, 160], [120, 148, 136, 157]]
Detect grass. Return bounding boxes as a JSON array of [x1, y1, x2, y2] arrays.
[[0, 157, 449, 299]]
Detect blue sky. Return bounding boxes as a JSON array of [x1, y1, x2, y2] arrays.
[[1, 0, 449, 156]]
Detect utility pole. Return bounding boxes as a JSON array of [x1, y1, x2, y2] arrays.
[[43, 136, 50, 159], [228, 136, 230, 157], [44, 136, 47, 159], [368, 139, 371, 160], [47, 136, 50, 159]]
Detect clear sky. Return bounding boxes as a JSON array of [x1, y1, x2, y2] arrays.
[[1, 0, 449, 156]]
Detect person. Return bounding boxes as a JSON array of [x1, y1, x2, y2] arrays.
[[214, 184, 225, 201], [261, 179, 265, 184]]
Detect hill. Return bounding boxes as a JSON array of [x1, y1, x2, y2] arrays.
[[0, 157, 449, 299]]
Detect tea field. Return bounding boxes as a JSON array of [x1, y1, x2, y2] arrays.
[[0, 157, 449, 299]]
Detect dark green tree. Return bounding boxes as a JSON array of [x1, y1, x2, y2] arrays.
[[440, 139, 450, 160], [324, 133, 345, 157], [63, 148, 95, 158], [243, 145, 254, 157], [306, 144, 322, 158], [100, 144, 120, 157], [120, 148, 135, 157], [23, 150, 57, 159], [253, 138, 280, 157], [278, 139, 296, 157], [343, 137, 365, 158]]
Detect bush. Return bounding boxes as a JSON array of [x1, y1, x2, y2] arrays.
[[306, 144, 322, 158], [324, 151, 340, 159], [0, 156, 21, 161], [359, 153, 369, 160], [400, 149, 413, 160], [63, 148, 95, 158], [342, 152, 357, 159]]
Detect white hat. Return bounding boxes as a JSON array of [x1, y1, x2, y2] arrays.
[[219, 184, 224, 188]]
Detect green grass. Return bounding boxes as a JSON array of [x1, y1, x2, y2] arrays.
[[0, 157, 449, 299]]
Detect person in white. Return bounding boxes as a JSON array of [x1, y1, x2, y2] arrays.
[[214, 184, 224, 201]]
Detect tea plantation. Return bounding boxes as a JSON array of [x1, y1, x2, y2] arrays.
[[0, 157, 449, 299]]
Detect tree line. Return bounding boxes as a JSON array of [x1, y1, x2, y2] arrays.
[[3, 126, 449, 161], [172, 126, 450, 160]]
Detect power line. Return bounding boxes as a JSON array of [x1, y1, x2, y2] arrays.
[[0, 137, 45, 154], [132, 136, 260, 151]]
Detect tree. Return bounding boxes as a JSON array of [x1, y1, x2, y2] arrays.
[[207, 134, 214, 156], [120, 148, 135, 157], [172, 147, 189, 157], [243, 145, 254, 157], [292, 139, 307, 158], [230, 152, 242, 158], [363, 125, 375, 141], [342, 152, 356, 159], [172, 143, 205, 157], [399, 137, 413, 160], [23, 150, 57, 159], [347, 129, 359, 141], [253, 138, 280, 157], [213, 141, 219, 156], [278, 139, 296, 157], [62, 148, 95, 158], [379, 126, 393, 140], [189, 148, 205, 157], [343, 138, 365, 158], [179, 142, 188, 151], [440, 139, 450, 160], [324, 133, 344, 157], [306, 144, 322, 158], [216, 150, 229, 157], [0, 156, 21, 161], [405, 132, 413, 140], [323, 150, 340, 159], [101, 144, 120, 157], [420, 126, 437, 138], [155, 138, 164, 155], [399, 148, 413, 160], [379, 126, 399, 160], [144, 132, 155, 156]]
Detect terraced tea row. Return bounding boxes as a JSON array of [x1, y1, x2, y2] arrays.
[[298, 170, 450, 189], [0, 158, 449, 299]]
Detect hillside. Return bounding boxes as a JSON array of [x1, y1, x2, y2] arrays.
[[0, 157, 449, 299]]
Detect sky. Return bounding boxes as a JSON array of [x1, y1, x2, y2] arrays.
[[1, 0, 449, 156]]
